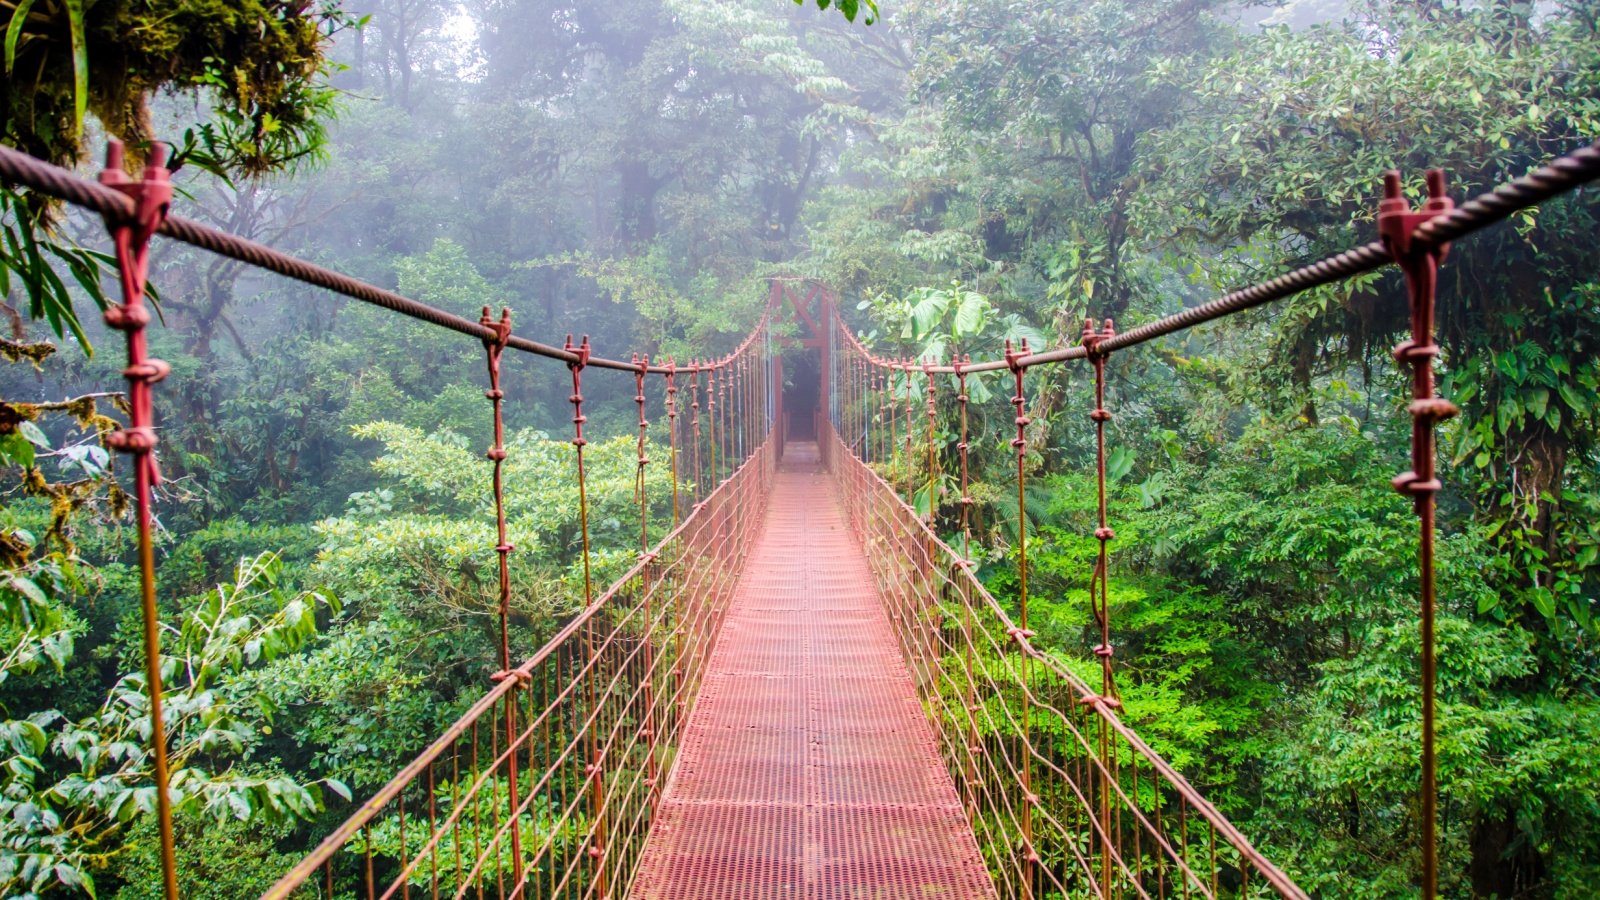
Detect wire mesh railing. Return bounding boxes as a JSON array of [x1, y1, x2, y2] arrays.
[[261, 431, 775, 900], [813, 140, 1600, 899], [822, 412, 1305, 900]]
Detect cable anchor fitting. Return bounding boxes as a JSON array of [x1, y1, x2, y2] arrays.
[[1379, 170, 1459, 501], [99, 141, 173, 476], [566, 334, 591, 447]]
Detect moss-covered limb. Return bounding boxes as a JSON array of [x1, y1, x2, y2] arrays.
[[2, 0, 355, 171], [2, 388, 128, 552], [0, 334, 56, 365], [1, 391, 123, 434]]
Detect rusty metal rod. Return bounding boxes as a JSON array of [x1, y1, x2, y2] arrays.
[[0, 144, 771, 374], [820, 143, 1599, 372]]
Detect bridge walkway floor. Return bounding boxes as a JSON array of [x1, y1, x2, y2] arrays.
[[630, 442, 996, 900]]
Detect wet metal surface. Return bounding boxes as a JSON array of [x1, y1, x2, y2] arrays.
[[631, 443, 995, 900]]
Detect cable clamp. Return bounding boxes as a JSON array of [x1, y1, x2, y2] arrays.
[[1377, 169, 1453, 262], [98, 140, 172, 241], [565, 333, 591, 369]]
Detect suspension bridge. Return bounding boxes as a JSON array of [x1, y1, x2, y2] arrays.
[[2, 139, 1597, 900]]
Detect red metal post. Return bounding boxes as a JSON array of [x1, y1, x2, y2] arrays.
[[480, 306, 525, 890], [707, 366, 719, 487], [901, 361, 914, 497], [565, 335, 605, 895], [820, 286, 833, 462], [690, 363, 704, 504], [1082, 318, 1122, 899], [666, 360, 681, 527], [99, 139, 178, 900], [1083, 318, 1123, 708], [634, 354, 660, 806], [1378, 169, 1456, 900], [955, 357, 979, 820], [482, 307, 515, 673], [924, 360, 938, 526], [1006, 339, 1038, 900]]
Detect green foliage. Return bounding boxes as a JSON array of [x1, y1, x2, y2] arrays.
[[795, 0, 877, 25], [1263, 614, 1600, 897], [1, 0, 352, 169], [356, 787, 584, 896], [231, 422, 677, 792], [110, 816, 301, 900], [0, 553, 340, 898], [0, 195, 116, 353]]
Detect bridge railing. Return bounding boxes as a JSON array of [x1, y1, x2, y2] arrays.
[[823, 418, 1304, 899], [808, 141, 1600, 898], [0, 140, 782, 900], [262, 431, 775, 899]]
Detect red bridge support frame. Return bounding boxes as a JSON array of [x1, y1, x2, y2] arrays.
[[2, 131, 1585, 898]]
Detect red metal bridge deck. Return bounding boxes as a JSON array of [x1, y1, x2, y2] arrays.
[[630, 443, 996, 900]]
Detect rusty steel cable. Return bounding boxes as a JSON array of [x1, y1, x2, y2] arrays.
[[816, 142, 1599, 373], [0, 143, 776, 375], [2, 139, 1594, 373]]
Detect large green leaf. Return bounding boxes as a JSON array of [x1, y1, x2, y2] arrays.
[[3, 0, 37, 74], [64, 0, 88, 134], [908, 290, 950, 341], [952, 291, 988, 340]]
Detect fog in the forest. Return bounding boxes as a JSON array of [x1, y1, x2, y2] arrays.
[[2, 0, 1597, 896]]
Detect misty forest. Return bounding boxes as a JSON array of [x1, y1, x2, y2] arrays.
[[1, 0, 1598, 897]]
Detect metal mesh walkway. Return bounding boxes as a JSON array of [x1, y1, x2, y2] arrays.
[[630, 442, 996, 900]]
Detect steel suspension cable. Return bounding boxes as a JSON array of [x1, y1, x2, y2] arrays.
[[819, 143, 1599, 374], [2, 138, 1593, 378], [0, 144, 685, 373]]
